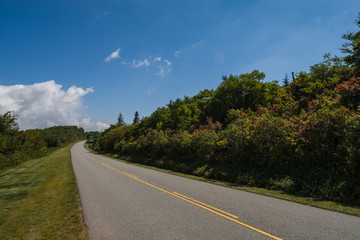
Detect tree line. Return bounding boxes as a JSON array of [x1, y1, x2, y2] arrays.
[[92, 14, 360, 204], [0, 112, 85, 170]]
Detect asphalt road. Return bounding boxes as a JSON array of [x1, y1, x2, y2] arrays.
[[71, 142, 360, 240]]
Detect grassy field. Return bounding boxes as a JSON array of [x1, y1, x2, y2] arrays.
[[85, 144, 360, 217], [0, 144, 87, 240]]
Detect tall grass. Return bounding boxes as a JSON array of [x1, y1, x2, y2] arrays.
[[0, 144, 87, 239]]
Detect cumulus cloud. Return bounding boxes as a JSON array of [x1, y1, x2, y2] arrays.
[[0, 80, 109, 131], [105, 48, 121, 62], [80, 118, 110, 132]]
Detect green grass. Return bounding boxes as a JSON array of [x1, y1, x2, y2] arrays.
[[0, 144, 88, 240], [84, 143, 360, 217]]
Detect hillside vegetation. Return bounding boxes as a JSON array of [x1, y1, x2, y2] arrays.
[[0, 113, 85, 170], [90, 14, 360, 204]]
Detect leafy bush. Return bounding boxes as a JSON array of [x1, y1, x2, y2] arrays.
[[94, 13, 360, 203]]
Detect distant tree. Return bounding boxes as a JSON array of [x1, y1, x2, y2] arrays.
[[86, 131, 101, 143], [78, 127, 85, 135], [291, 72, 295, 82], [133, 111, 140, 124], [283, 73, 289, 87], [0, 111, 18, 133], [0, 111, 19, 154], [309, 53, 352, 83], [117, 113, 124, 125], [206, 70, 279, 123], [341, 12, 360, 76]]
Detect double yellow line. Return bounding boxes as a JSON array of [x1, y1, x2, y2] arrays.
[[101, 162, 283, 240], [173, 192, 239, 219]]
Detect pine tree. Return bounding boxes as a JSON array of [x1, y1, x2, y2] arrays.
[[341, 12, 360, 76], [133, 111, 140, 124], [283, 73, 289, 87], [117, 113, 124, 125]]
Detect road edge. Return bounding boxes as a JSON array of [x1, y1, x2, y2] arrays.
[[83, 142, 360, 217]]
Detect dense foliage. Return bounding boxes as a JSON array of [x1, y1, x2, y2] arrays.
[[92, 15, 360, 204], [0, 112, 85, 170]]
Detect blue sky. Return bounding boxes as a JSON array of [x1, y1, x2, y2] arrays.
[[0, 0, 359, 130]]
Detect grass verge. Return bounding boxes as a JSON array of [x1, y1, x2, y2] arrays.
[[84, 143, 360, 217], [0, 143, 88, 240]]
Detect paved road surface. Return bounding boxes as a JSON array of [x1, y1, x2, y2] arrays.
[[71, 142, 360, 240]]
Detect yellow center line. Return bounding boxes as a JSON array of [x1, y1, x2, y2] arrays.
[[122, 172, 139, 179], [101, 162, 283, 240], [172, 192, 238, 219], [101, 163, 138, 179]]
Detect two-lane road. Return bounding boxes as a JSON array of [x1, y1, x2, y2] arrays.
[[71, 142, 360, 239]]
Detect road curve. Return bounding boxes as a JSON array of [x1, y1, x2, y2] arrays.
[[71, 142, 360, 240]]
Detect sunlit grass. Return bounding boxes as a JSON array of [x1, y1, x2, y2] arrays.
[[0, 144, 87, 239]]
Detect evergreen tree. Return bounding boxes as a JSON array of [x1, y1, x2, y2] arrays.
[[117, 113, 124, 125], [133, 111, 140, 124], [341, 12, 360, 76], [283, 73, 289, 86]]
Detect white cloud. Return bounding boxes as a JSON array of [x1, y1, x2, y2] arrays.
[[126, 56, 172, 77], [81, 118, 110, 132], [164, 59, 171, 67], [131, 59, 150, 68], [174, 40, 205, 58], [156, 59, 172, 77], [0, 80, 109, 131], [105, 48, 121, 62], [191, 40, 204, 48], [96, 121, 110, 130], [174, 50, 182, 57], [157, 66, 166, 77]]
